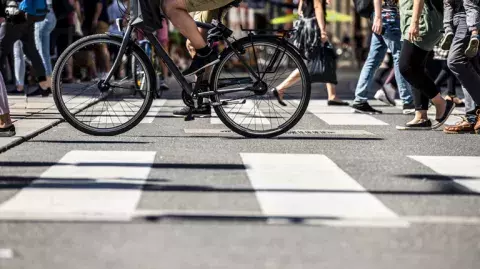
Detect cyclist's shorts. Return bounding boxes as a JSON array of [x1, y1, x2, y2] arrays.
[[186, 0, 234, 12]]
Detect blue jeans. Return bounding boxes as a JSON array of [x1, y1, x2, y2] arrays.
[[354, 16, 413, 104], [34, 9, 56, 76]]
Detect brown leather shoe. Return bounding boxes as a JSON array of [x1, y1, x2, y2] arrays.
[[444, 117, 475, 134], [475, 110, 480, 134]]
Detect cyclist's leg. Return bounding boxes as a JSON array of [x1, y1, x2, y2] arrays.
[[162, 0, 233, 76]]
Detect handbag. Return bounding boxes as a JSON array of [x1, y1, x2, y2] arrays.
[[292, 16, 321, 60], [308, 43, 338, 84]]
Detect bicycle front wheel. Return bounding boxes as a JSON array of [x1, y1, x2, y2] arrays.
[[210, 36, 311, 138], [52, 34, 155, 136]]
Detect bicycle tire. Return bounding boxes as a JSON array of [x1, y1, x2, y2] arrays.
[[209, 35, 311, 138], [52, 34, 156, 136]]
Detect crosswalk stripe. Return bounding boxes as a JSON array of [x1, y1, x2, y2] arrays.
[[0, 150, 156, 221], [240, 153, 408, 227], [141, 99, 166, 123], [409, 156, 480, 193], [211, 100, 271, 125], [306, 100, 389, 125]]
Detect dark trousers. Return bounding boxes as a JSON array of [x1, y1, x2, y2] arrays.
[[399, 40, 439, 110], [447, 12, 480, 106], [0, 21, 46, 82], [434, 60, 457, 97]]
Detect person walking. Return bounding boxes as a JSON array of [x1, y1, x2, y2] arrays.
[[34, 0, 56, 89], [441, 0, 480, 134], [352, 0, 414, 115], [444, 0, 480, 114], [14, 0, 57, 96], [83, 0, 111, 78], [396, 0, 456, 130], [1, 0, 51, 97], [0, 14, 14, 137], [431, 45, 464, 107], [270, 0, 349, 107]]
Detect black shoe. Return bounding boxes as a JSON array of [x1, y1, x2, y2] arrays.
[[351, 102, 383, 114], [402, 103, 415, 115], [173, 106, 211, 117], [182, 51, 219, 77], [7, 89, 25, 95], [0, 125, 15, 137], [433, 99, 456, 129], [396, 119, 432, 130], [328, 100, 349, 106], [271, 88, 287, 106], [28, 87, 51, 97]]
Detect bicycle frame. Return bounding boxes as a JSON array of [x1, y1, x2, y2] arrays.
[[103, 0, 288, 101]]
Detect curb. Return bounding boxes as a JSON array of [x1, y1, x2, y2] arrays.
[[0, 118, 63, 154]]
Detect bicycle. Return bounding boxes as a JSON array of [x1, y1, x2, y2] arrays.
[[51, 0, 311, 138]]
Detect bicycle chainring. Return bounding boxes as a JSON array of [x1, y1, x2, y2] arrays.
[[182, 90, 194, 107]]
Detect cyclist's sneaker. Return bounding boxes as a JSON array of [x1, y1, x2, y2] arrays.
[[351, 102, 383, 114], [173, 106, 211, 117], [182, 50, 219, 77], [403, 103, 415, 115]]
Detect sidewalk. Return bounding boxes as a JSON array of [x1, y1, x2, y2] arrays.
[[0, 95, 63, 153]]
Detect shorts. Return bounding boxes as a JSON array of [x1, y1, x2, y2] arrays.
[[187, 0, 234, 22]]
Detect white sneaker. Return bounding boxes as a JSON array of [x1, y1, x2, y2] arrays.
[[374, 89, 390, 106]]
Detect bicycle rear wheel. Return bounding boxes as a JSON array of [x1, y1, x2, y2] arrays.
[[210, 36, 311, 138], [52, 34, 155, 136]]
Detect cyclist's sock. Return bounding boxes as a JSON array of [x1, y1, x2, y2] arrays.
[[197, 46, 212, 56]]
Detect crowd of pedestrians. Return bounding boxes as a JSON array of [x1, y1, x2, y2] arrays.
[[351, 0, 479, 133]]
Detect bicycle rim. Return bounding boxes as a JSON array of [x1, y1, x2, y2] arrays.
[[211, 39, 310, 138], [52, 35, 154, 136]]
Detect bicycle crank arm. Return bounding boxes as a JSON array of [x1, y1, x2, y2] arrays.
[[197, 87, 254, 97], [211, 99, 247, 107]]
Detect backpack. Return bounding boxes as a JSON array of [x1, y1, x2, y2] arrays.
[[354, 0, 374, 18], [19, 0, 48, 22]]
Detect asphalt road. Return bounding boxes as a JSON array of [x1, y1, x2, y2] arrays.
[[0, 80, 479, 269]]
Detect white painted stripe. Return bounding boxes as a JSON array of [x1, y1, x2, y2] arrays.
[[141, 99, 166, 123], [240, 153, 408, 227], [211, 100, 271, 125], [306, 100, 389, 126], [0, 150, 156, 221], [409, 156, 480, 193], [0, 248, 14, 259]]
